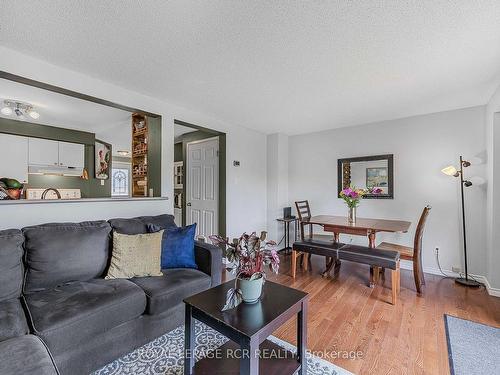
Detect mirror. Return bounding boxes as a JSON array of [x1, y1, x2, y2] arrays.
[[0, 74, 162, 201], [337, 154, 393, 199]]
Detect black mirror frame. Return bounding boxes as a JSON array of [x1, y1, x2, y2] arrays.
[[337, 154, 394, 199]]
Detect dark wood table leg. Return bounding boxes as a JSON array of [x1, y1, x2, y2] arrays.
[[321, 232, 341, 277], [297, 299, 308, 375], [368, 231, 376, 248], [184, 305, 195, 375], [240, 336, 259, 375], [368, 231, 379, 287], [322, 257, 334, 278]]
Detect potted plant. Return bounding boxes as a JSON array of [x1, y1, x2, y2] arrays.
[[209, 231, 279, 311], [339, 186, 382, 224]]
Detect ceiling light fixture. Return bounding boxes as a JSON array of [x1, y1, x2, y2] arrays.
[[0, 107, 13, 116], [1, 100, 40, 120], [117, 150, 130, 156]]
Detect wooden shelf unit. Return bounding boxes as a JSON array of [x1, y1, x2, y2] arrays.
[[131, 113, 149, 197]]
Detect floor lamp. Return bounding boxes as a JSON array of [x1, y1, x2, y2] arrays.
[[441, 156, 481, 288]]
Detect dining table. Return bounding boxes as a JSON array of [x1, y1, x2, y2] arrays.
[[304, 215, 411, 276]]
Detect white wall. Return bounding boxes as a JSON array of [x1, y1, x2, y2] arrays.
[[485, 83, 500, 290], [0, 47, 267, 238], [266, 133, 289, 243], [288, 106, 488, 279]]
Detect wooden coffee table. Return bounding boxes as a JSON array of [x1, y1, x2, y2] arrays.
[[183, 280, 308, 375]]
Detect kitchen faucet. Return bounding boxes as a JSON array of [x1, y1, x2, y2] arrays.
[[41, 188, 61, 200]]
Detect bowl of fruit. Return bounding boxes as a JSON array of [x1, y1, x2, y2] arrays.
[[0, 178, 24, 200]]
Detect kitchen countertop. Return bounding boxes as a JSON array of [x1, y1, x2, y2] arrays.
[[0, 197, 169, 205]]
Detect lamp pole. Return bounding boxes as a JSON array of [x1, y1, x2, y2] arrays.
[[455, 156, 480, 287]]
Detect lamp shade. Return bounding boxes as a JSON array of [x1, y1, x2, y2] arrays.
[[441, 165, 458, 176]]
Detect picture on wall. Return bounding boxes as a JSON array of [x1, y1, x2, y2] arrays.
[[366, 167, 388, 189], [95, 140, 111, 180]]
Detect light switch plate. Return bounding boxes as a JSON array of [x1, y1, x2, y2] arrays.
[[100, 180, 105, 186]]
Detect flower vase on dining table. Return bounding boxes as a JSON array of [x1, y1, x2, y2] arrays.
[[348, 206, 356, 225], [340, 186, 382, 225]]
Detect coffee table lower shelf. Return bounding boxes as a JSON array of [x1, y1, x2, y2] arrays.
[[192, 339, 301, 375]]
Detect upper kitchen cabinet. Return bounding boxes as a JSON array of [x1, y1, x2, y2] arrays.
[[28, 138, 84, 168], [58, 141, 84, 168], [0, 133, 29, 183], [28, 138, 59, 166]]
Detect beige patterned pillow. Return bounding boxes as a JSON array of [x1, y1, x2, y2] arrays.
[[105, 230, 164, 279]]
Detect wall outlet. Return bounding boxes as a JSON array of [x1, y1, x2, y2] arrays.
[[451, 266, 461, 273]]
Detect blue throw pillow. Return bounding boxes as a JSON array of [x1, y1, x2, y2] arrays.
[[148, 223, 198, 269]]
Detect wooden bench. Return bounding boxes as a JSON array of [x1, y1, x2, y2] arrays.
[[292, 241, 401, 304]]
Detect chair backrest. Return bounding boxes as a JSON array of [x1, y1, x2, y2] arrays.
[[295, 200, 313, 240], [413, 205, 431, 262], [295, 200, 311, 221]]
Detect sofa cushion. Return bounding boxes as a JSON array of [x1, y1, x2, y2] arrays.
[[109, 214, 176, 234], [22, 221, 112, 293], [25, 279, 146, 353], [139, 214, 176, 230], [0, 229, 24, 301], [131, 268, 211, 315], [0, 335, 58, 375], [107, 217, 146, 235], [0, 298, 29, 341]]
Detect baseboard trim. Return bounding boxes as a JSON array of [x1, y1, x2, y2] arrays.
[[399, 260, 500, 297]]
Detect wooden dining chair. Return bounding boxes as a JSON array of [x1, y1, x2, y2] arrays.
[[293, 200, 334, 274], [376, 205, 431, 294]]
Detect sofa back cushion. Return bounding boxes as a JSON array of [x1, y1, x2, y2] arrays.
[[22, 221, 112, 293], [0, 230, 24, 301], [108, 214, 176, 235]]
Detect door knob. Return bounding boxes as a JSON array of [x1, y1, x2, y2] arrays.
[[187, 202, 192, 206]]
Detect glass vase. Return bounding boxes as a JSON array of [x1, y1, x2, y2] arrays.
[[348, 206, 356, 225]]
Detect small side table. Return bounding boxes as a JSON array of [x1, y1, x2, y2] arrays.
[[184, 281, 308, 375], [277, 217, 298, 253]]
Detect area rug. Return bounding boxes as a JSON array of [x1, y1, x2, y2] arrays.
[[444, 314, 500, 375], [93, 321, 352, 375]]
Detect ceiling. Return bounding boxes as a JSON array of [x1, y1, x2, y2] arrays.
[[0, 78, 132, 154], [1, 1, 500, 135]]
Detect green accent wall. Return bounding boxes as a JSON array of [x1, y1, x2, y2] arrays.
[[0, 118, 111, 197], [174, 142, 183, 162]]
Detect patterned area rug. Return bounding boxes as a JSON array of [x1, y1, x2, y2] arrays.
[[93, 321, 352, 375]]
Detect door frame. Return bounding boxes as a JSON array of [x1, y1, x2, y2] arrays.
[[185, 136, 220, 238], [174, 119, 226, 238]]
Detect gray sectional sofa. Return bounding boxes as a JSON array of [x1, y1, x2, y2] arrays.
[[0, 214, 222, 375]]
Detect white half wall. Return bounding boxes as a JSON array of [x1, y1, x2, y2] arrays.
[[0, 46, 267, 238], [288, 106, 488, 279]]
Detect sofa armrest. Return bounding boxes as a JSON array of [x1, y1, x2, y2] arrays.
[[194, 241, 223, 286]]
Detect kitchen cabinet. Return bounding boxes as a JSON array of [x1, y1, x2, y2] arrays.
[[28, 138, 59, 166], [58, 142, 84, 168], [29, 138, 84, 168], [0, 133, 29, 183]]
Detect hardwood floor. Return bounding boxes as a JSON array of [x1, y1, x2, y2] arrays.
[[226, 253, 500, 375]]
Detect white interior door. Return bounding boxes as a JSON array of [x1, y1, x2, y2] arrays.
[[186, 137, 219, 238]]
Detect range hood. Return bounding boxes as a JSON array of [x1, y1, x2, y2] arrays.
[[28, 165, 84, 177]]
